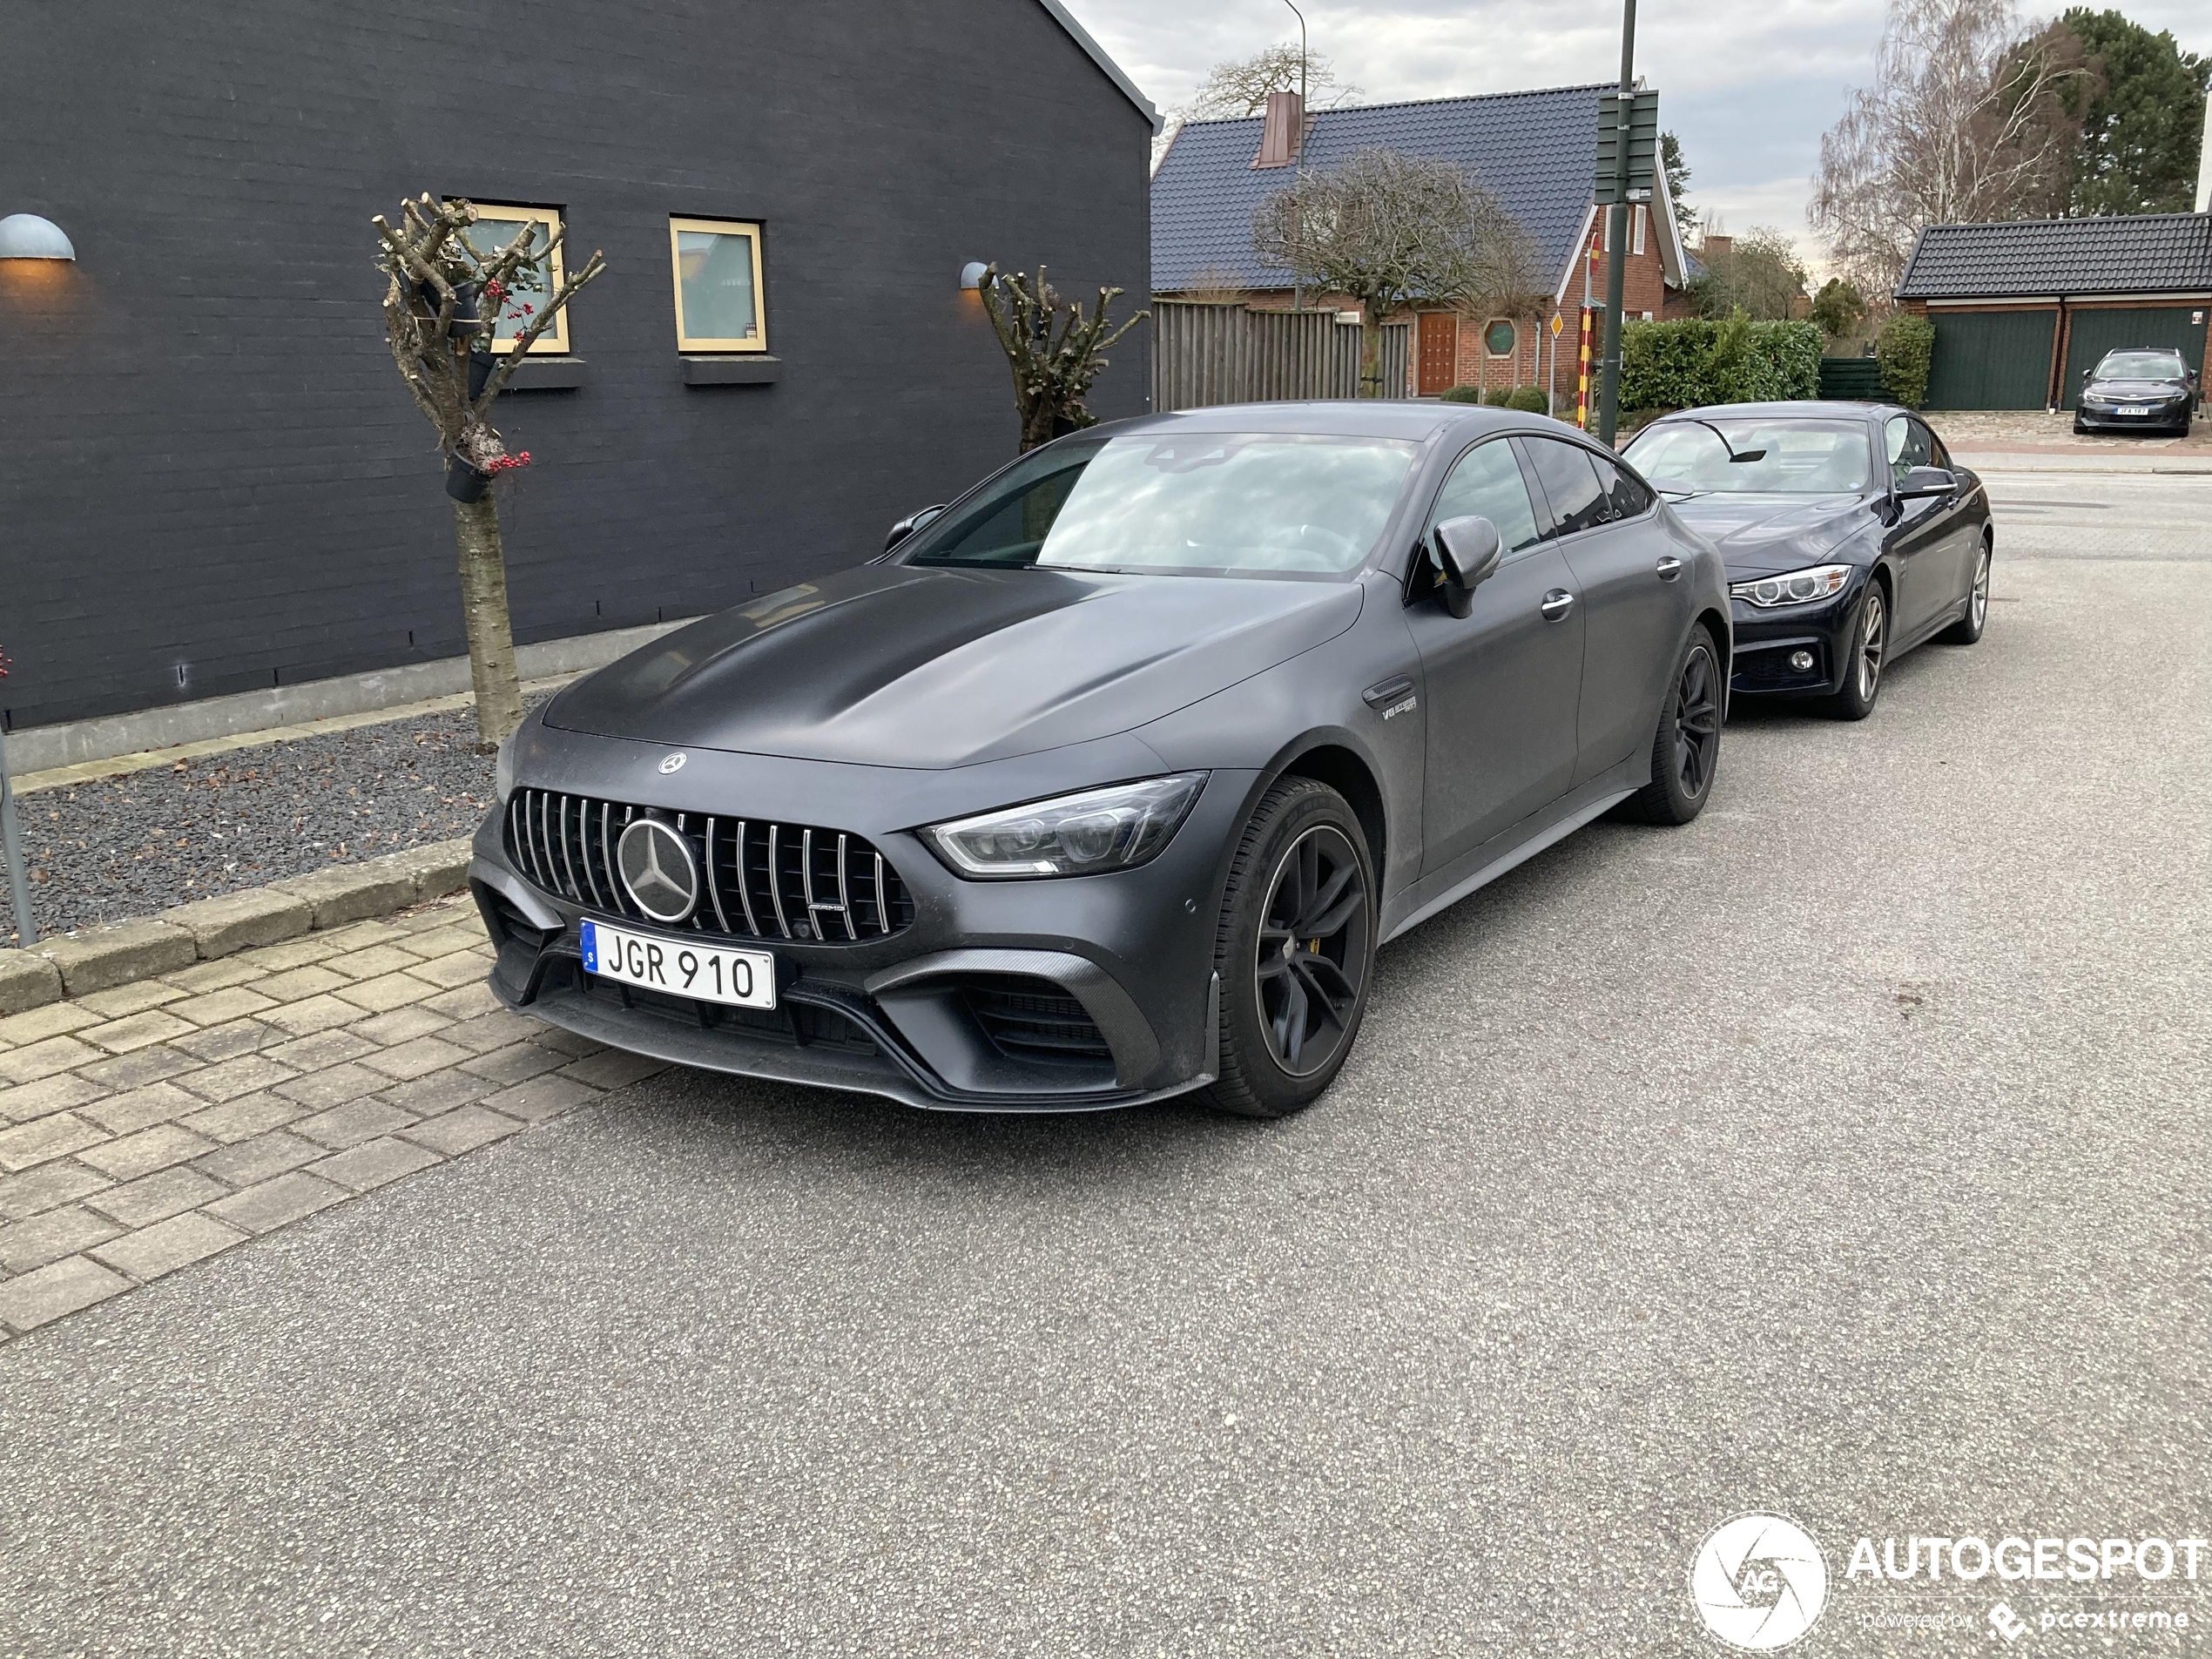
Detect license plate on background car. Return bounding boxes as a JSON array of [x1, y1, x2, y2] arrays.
[[580, 920, 777, 1009]]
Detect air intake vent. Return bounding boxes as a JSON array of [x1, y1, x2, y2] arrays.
[[964, 977, 1112, 1063], [503, 788, 914, 944]]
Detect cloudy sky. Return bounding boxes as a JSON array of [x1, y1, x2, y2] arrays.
[[1061, 0, 2212, 268]]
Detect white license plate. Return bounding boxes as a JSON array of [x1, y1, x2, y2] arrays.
[[580, 920, 776, 1009], [2119, 406, 2148, 415]]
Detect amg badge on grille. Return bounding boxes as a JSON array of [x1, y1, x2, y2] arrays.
[[616, 817, 700, 923]]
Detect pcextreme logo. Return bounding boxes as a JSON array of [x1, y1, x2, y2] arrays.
[[1690, 1513, 1831, 1651]]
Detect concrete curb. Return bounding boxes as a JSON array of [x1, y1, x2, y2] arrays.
[[0, 837, 475, 1015]]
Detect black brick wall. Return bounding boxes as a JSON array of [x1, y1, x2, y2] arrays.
[[0, 0, 1152, 731]]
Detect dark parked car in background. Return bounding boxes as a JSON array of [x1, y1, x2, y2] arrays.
[[474, 404, 1730, 1119], [2074, 348, 2198, 436], [1622, 402, 1992, 719]]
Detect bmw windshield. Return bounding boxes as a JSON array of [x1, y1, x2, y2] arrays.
[[900, 432, 1420, 578], [1624, 418, 1872, 495]]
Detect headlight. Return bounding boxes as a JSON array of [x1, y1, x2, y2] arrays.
[[494, 732, 517, 803], [1730, 563, 1851, 609], [923, 773, 1207, 879]]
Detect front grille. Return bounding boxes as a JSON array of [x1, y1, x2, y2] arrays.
[[504, 787, 914, 943], [964, 977, 1113, 1063]]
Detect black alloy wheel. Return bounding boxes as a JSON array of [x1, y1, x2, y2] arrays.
[[1622, 624, 1723, 826], [1941, 540, 1991, 644], [1208, 778, 1376, 1118], [1821, 583, 1886, 721]]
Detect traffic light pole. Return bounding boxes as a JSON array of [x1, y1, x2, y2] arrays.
[[1596, 0, 1637, 448]]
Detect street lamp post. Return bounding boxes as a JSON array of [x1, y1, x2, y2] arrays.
[[1596, 0, 1637, 448], [1285, 0, 1307, 319]]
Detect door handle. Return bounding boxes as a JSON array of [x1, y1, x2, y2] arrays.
[[1656, 556, 1683, 581], [1540, 590, 1575, 621]]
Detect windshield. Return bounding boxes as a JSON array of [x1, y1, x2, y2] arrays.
[[900, 432, 1420, 577], [1623, 418, 1872, 495], [2094, 353, 2184, 381]]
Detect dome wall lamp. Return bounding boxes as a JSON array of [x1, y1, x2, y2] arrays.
[[0, 214, 75, 260], [959, 260, 990, 291]]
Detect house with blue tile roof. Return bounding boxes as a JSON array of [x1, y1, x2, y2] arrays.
[[1151, 85, 1697, 403]]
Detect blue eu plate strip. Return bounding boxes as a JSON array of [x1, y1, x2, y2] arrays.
[[580, 920, 600, 974]]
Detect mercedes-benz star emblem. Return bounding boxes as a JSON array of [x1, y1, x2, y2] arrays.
[[616, 817, 700, 924], [658, 752, 688, 775]]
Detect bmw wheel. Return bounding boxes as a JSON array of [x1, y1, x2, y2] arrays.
[[1206, 778, 1375, 1119], [1621, 624, 1722, 826], [1821, 582, 1887, 721], [1940, 538, 1991, 645]]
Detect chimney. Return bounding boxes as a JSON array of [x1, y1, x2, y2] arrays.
[[1702, 233, 1732, 259], [1251, 89, 1305, 169]]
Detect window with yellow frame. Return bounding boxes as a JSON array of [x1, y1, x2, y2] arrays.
[[461, 204, 570, 354], [668, 217, 768, 353]]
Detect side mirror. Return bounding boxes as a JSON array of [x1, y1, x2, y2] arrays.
[[885, 503, 947, 551], [1432, 515, 1503, 617], [1897, 466, 1956, 500]]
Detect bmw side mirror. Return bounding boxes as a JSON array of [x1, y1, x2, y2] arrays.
[[885, 503, 947, 551], [1432, 515, 1503, 618], [1896, 466, 1956, 500]]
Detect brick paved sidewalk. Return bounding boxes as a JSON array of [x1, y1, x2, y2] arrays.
[[0, 894, 664, 1338]]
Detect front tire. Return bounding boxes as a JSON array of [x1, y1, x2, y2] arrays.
[[1621, 624, 1722, 826], [1819, 581, 1887, 720], [1205, 778, 1376, 1120], [1939, 539, 1991, 644]]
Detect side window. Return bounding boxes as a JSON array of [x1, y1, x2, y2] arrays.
[[1885, 415, 1931, 487], [1925, 427, 1952, 470], [1429, 439, 1545, 556], [1520, 437, 1614, 536], [1590, 453, 1656, 520]]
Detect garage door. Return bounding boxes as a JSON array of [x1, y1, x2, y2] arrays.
[[2060, 306, 2209, 409], [1924, 309, 2059, 409]]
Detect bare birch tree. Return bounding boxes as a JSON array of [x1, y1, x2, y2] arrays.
[[1252, 148, 1541, 397], [1811, 0, 2084, 292], [373, 195, 606, 750]]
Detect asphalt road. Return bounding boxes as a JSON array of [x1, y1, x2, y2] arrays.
[[3, 467, 2208, 1658]]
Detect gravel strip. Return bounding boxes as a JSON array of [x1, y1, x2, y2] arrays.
[[6, 702, 540, 944]]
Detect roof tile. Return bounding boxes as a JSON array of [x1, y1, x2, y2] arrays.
[[1895, 213, 2212, 299]]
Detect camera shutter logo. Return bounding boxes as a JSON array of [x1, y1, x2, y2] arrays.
[[617, 817, 700, 924], [1689, 1514, 1829, 1651]]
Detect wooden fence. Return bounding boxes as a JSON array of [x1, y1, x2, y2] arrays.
[[1150, 302, 1413, 411]]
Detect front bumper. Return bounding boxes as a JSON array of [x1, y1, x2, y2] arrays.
[[472, 718, 1246, 1113], [2075, 401, 2190, 432], [1726, 585, 1858, 698]]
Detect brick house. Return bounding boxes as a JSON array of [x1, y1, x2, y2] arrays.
[[0, 0, 1154, 739], [1150, 84, 1698, 407]]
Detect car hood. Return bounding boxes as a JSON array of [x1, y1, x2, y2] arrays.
[[543, 563, 1365, 769], [1661, 493, 1875, 577], [2085, 379, 2186, 398]]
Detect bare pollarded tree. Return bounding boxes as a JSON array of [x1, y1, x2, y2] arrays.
[[1811, 0, 2084, 293], [1253, 147, 1541, 397], [976, 266, 1148, 453], [373, 195, 606, 750]]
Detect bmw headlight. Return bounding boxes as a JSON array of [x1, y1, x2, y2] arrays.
[[1730, 563, 1851, 609], [923, 773, 1207, 879], [494, 732, 517, 803]]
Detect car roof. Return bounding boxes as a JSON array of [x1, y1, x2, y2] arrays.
[[1093, 401, 1539, 443], [1656, 401, 1897, 422]]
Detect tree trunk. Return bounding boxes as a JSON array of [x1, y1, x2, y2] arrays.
[[1360, 302, 1386, 399], [451, 495, 524, 751]]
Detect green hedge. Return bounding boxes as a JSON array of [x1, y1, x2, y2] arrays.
[[1876, 314, 1935, 410], [1439, 384, 1552, 413], [1619, 314, 1824, 411]]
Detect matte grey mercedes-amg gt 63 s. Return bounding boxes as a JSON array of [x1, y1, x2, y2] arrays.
[[474, 402, 1730, 1117]]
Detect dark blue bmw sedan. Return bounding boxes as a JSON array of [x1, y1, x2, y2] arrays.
[[1621, 401, 1993, 719]]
